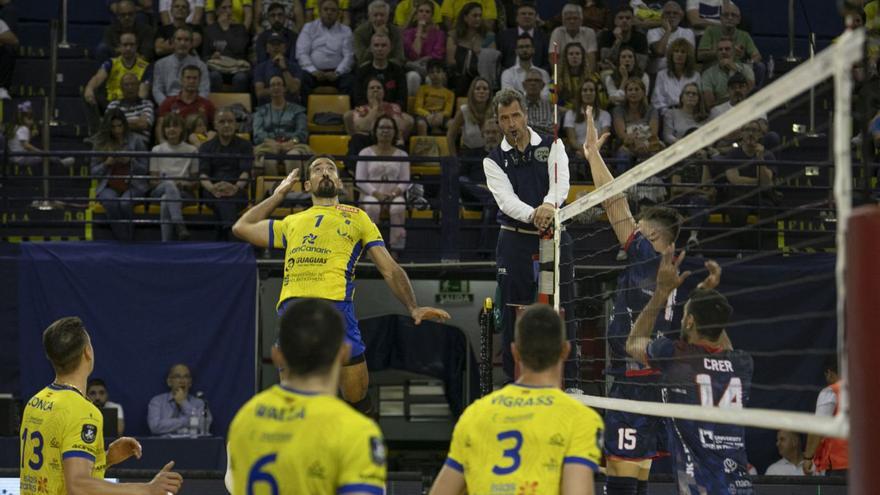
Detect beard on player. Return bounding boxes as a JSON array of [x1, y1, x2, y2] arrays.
[[314, 176, 338, 198]]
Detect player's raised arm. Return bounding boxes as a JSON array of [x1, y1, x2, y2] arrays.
[[582, 106, 637, 247], [626, 247, 691, 365], [232, 168, 300, 247], [367, 245, 451, 324], [64, 457, 182, 495]]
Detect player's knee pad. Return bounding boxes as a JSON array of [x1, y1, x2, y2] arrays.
[[605, 476, 639, 495], [351, 394, 373, 416], [636, 480, 648, 495]]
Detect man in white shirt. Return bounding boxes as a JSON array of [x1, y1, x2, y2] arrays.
[[151, 27, 210, 105], [500, 34, 549, 98], [765, 431, 806, 476], [548, 4, 597, 74], [646, 1, 695, 73], [296, 0, 354, 96]]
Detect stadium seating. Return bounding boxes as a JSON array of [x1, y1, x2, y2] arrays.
[[306, 94, 349, 134]]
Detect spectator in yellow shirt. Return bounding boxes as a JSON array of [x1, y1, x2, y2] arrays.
[[414, 60, 455, 135]]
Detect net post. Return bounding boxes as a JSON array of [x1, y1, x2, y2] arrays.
[[846, 205, 880, 495]]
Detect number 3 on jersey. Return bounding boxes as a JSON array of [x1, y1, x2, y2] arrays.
[[492, 430, 523, 475], [696, 374, 743, 409]]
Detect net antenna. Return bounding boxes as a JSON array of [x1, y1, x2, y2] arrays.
[[553, 28, 864, 438]]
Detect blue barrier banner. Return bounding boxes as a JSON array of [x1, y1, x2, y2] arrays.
[[18, 242, 257, 437]]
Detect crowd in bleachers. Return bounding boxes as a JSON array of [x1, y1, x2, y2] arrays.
[[6, 0, 876, 249]]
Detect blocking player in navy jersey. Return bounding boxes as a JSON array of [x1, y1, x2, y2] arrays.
[[627, 249, 755, 495], [582, 106, 683, 494]]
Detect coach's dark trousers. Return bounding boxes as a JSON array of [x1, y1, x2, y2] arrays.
[[496, 227, 576, 388]]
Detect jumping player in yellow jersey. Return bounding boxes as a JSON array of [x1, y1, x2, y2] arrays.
[[429, 304, 604, 495], [232, 155, 450, 415], [20, 317, 182, 495], [226, 299, 386, 495]]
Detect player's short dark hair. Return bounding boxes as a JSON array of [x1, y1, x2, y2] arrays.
[[43, 317, 89, 375], [181, 64, 201, 77], [639, 206, 682, 243], [686, 288, 732, 340], [307, 154, 338, 173], [515, 304, 564, 372], [87, 378, 107, 390], [493, 88, 526, 116], [278, 299, 345, 376]]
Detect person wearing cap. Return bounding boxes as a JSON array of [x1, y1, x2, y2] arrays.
[[254, 1, 297, 64], [700, 36, 754, 109], [253, 31, 301, 102]]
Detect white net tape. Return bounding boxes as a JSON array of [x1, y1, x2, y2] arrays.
[[554, 29, 865, 439]]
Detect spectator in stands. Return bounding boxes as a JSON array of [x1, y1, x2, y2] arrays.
[[765, 430, 807, 476], [583, 0, 612, 32], [252, 75, 308, 176], [803, 357, 848, 476], [89, 108, 149, 241], [700, 3, 765, 87], [148, 363, 212, 436], [714, 120, 777, 251], [564, 79, 611, 163], [549, 4, 597, 75], [148, 113, 198, 241], [597, 6, 648, 72], [662, 82, 705, 145], [354, 32, 408, 109], [205, 0, 253, 29], [86, 32, 151, 106], [500, 34, 550, 98], [604, 45, 649, 106], [447, 3, 499, 95], [254, 0, 304, 34], [669, 134, 713, 249], [686, 0, 729, 33], [701, 37, 754, 109], [346, 77, 414, 156], [153, 27, 211, 105], [8, 101, 75, 167], [612, 77, 662, 171], [521, 68, 556, 136], [0, 10, 15, 100], [86, 378, 126, 436], [107, 0, 155, 25], [106, 72, 155, 146], [202, 0, 252, 92], [253, 32, 301, 103], [199, 107, 253, 240], [99, 0, 155, 62], [455, 115, 500, 258], [651, 38, 700, 114], [296, 0, 355, 96], [254, 2, 297, 64], [414, 60, 455, 136], [356, 115, 410, 255], [303, 0, 352, 25], [353, 0, 404, 67], [187, 113, 216, 146], [646, 1, 694, 74], [440, 0, 497, 32], [395, 0, 442, 27], [157, 65, 217, 142], [160, 0, 204, 25], [708, 70, 753, 120], [498, 2, 549, 69], [155, 0, 205, 58], [558, 42, 605, 111], [402, 0, 446, 96], [447, 76, 492, 157]]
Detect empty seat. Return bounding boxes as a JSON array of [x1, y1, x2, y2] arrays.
[[307, 94, 349, 134]]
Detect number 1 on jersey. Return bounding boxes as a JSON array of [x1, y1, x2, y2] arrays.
[[696, 374, 743, 409]]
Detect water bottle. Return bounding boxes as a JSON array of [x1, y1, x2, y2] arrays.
[[767, 55, 775, 81], [188, 409, 199, 438]]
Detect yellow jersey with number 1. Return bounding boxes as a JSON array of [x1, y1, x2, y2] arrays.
[[227, 384, 386, 494], [20, 384, 107, 495], [445, 384, 604, 495], [270, 204, 384, 306]]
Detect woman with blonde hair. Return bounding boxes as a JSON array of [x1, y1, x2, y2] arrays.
[[563, 79, 611, 162], [558, 42, 604, 110], [651, 38, 700, 113], [662, 81, 706, 145], [446, 76, 493, 157]]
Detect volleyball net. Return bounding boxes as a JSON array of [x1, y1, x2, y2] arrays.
[[551, 29, 866, 439]]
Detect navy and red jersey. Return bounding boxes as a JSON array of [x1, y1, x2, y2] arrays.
[[607, 231, 677, 375], [648, 337, 755, 495]]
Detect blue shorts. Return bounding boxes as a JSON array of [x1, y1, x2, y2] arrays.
[[277, 298, 366, 361], [604, 375, 667, 460]]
